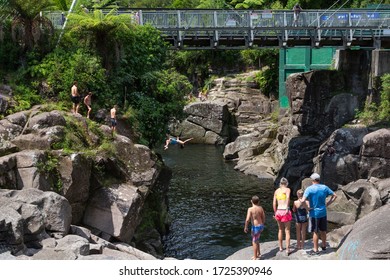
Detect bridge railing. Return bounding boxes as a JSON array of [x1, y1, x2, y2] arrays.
[[45, 9, 390, 48], [139, 9, 389, 29]]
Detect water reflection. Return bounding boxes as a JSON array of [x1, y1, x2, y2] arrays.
[[159, 144, 277, 260]]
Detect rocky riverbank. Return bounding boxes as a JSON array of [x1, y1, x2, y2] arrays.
[[0, 105, 170, 259], [172, 59, 390, 259]]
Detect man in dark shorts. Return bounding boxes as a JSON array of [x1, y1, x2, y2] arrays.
[[71, 80, 80, 114], [110, 105, 117, 134], [301, 173, 337, 255]]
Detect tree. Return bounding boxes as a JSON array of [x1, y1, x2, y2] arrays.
[[197, 0, 226, 9], [66, 8, 133, 70], [0, 0, 56, 52], [171, 0, 199, 8], [227, 0, 265, 9], [124, 0, 172, 8]]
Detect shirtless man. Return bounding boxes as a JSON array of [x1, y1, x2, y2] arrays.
[[84, 92, 92, 119], [110, 105, 117, 133], [244, 195, 266, 260], [71, 81, 80, 114]]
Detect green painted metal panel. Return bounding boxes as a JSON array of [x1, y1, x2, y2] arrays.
[[311, 48, 335, 66], [286, 48, 307, 65], [279, 47, 335, 108]]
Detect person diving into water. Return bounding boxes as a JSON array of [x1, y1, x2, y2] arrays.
[[164, 134, 193, 150]]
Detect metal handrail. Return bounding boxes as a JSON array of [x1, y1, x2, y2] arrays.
[[45, 9, 390, 49]]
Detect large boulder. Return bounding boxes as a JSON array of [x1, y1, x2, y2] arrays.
[[82, 183, 144, 243], [337, 204, 390, 259], [288, 70, 361, 136], [359, 128, 390, 179], [0, 189, 72, 256], [375, 177, 390, 204], [327, 190, 358, 225], [0, 119, 23, 142], [0, 86, 13, 115], [0, 150, 57, 191], [5, 111, 29, 128], [57, 153, 92, 224], [0, 189, 72, 234], [341, 179, 382, 219], [184, 101, 230, 134], [316, 127, 369, 189], [113, 135, 161, 188], [27, 111, 66, 130], [0, 154, 17, 189], [327, 178, 383, 225], [0, 201, 25, 245], [11, 126, 65, 150]]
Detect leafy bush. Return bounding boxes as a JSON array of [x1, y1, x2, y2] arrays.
[[7, 85, 42, 114], [255, 67, 278, 97], [356, 73, 390, 125], [379, 74, 390, 122], [30, 48, 110, 106]]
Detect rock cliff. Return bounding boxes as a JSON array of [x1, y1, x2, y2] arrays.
[[0, 105, 170, 259]]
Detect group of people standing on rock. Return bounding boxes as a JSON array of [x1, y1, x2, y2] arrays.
[[70, 80, 117, 134], [244, 172, 337, 260]]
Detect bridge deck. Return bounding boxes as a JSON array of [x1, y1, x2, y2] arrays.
[[47, 9, 390, 49]]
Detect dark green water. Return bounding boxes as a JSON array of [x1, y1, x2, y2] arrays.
[[160, 144, 278, 260]]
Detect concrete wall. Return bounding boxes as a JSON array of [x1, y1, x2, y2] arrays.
[[372, 49, 390, 77]]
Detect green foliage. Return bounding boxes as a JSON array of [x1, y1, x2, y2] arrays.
[[0, 22, 23, 72], [30, 48, 110, 105], [67, 8, 133, 70], [123, 0, 172, 8], [356, 101, 378, 125], [37, 153, 59, 174], [234, 0, 265, 9], [241, 49, 278, 97], [7, 85, 42, 114], [255, 68, 278, 97], [356, 73, 390, 125], [171, 0, 200, 8], [241, 49, 278, 68], [52, 0, 68, 10], [379, 74, 390, 122], [270, 106, 279, 123], [128, 68, 191, 148], [51, 115, 116, 157], [197, 0, 226, 8], [40, 101, 69, 112], [119, 25, 168, 83], [36, 152, 63, 192], [1, 0, 56, 52]]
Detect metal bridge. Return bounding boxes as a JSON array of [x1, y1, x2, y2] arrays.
[[47, 9, 390, 50]]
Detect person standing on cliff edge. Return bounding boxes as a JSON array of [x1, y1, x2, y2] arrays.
[[71, 80, 80, 114], [301, 172, 337, 256], [84, 91, 92, 119], [110, 105, 118, 134]]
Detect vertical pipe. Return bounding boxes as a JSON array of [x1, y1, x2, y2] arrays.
[[213, 11, 218, 47], [178, 10, 182, 48], [138, 10, 143, 25], [56, 0, 79, 46]]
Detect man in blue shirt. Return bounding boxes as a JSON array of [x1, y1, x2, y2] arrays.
[[301, 173, 337, 255]]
